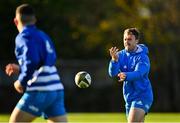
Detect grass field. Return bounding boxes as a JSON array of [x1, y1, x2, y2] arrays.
[[0, 113, 180, 122]]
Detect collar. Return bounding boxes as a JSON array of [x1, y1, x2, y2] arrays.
[[22, 24, 36, 31], [125, 45, 143, 55]]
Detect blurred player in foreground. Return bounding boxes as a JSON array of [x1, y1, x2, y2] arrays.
[[5, 4, 67, 123], [108, 28, 153, 122]]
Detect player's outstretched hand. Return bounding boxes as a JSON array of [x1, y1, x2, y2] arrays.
[[5, 63, 20, 76], [118, 72, 126, 82], [109, 47, 119, 62], [14, 80, 24, 93]]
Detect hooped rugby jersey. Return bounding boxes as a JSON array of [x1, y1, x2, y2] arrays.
[[15, 25, 63, 91]]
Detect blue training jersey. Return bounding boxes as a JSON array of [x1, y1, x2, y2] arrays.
[[15, 25, 63, 91], [108, 44, 153, 102]]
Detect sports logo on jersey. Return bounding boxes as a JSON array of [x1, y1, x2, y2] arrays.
[[28, 105, 39, 112], [136, 101, 143, 105], [123, 65, 127, 69]]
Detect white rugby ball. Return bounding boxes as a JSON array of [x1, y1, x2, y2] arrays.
[[75, 71, 91, 88]]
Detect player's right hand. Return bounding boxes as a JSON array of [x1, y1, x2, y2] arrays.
[[109, 47, 119, 62], [5, 63, 20, 76]]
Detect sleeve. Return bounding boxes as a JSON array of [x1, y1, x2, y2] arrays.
[[15, 36, 39, 87], [108, 60, 120, 77], [124, 55, 150, 81]]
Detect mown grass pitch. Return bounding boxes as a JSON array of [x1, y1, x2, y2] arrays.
[[0, 113, 180, 122]]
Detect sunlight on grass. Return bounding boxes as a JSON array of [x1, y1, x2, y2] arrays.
[[0, 113, 180, 122]]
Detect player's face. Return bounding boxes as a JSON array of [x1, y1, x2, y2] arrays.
[[123, 32, 138, 52]]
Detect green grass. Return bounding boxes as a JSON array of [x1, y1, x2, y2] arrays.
[[0, 113, 180, 122]]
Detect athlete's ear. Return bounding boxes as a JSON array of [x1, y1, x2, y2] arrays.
[[14, 18, 18, 26]]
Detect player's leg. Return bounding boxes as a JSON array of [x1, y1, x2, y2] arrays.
[[9, 107, 36, 122], [47, 115, 67, 123], [128, 107, 145, 123], [127, 99, 153, 123], [11, 92, 44, 122]]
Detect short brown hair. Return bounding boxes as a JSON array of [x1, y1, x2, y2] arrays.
[[124, 28, 140, 40], [16, 4, 36, 24]]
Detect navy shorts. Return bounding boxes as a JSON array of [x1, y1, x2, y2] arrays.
[[16, 90, 66, 119]]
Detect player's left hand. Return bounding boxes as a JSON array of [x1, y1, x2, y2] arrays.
[[117, 72, 126, 82], [14, 80, 24, 94]]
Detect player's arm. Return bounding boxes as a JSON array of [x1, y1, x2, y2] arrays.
[[121, 55, 150, 82], [15, 36, 39, 88], [108, 60, 120, 77], [108, 47, 120, 77]]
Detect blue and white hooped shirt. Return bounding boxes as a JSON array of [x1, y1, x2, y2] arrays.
[[15, 25, 63, 91]]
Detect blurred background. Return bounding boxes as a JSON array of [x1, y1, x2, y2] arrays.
[[0, 0, 179, 114]]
